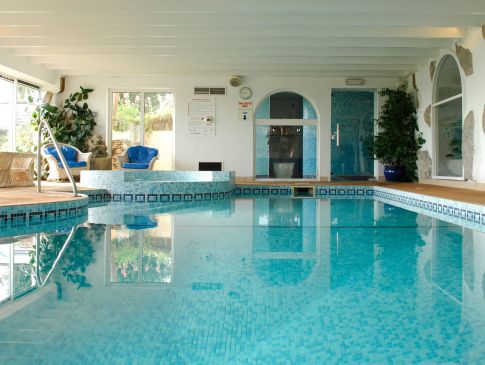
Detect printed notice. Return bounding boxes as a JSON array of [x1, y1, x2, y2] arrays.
[[187, 98, 216, 136], [238, 101, 253, 122]]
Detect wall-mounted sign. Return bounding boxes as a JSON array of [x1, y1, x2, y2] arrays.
[[187, 97, 216, 136], [238, 101, 253, 122]]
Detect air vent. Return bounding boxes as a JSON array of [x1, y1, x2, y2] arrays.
[[194, 87, 226, 95], [209, 87, 226, 95]]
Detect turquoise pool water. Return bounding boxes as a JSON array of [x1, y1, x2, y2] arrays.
[[1, 198, 485, 364]]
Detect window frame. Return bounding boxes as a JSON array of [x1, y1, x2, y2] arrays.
[[0, 75, 41, 153]]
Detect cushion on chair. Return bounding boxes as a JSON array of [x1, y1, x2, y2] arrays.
[[122, 162, 149, 169], [125, 215, 158, 230], [57, 161, 87, 168], [45, 146, 78, 163], [126, 145, 158, 165]]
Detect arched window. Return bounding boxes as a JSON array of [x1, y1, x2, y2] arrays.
[[254, 91, 318, 179], [433, 55, 463, 178]]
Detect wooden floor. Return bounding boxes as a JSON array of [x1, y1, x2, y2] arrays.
[[1, 180, 485, 207]]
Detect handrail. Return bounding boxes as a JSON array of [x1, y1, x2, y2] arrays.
[[35, 225, 78, 287], [36, 120, 78, 197]]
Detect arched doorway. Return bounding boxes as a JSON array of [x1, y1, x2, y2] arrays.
[[254, 91, 318, 179]]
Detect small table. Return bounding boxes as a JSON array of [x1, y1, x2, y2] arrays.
[[0, 152, 35, 187], [90, 157, 112, 170]]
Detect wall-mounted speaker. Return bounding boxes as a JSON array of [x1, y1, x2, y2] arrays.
[[229, 75, 241, 87]]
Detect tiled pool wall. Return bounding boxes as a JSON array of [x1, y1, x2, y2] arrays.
[[3, 179, 485, 235], [232, 185, 375, 197], [81, 170, 235, 203], [235, 184, 485, 231], [88, 199, 235, 225], [0, 196, 89, 234], [373, 186, 485, 231]]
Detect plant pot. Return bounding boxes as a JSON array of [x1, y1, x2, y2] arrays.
[[273, 162, 294, 179], [446, 158, 462, 176], [384, 166, 404, 182]]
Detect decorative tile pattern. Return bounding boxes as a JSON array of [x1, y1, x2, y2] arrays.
[[0, 195, 89, 235]]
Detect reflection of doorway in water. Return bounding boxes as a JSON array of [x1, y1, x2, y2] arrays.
[[251, 198, 318, 286]]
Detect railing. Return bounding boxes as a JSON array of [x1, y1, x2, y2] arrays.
[[35, 225, 79, 287], [36, 120, 78, 197]]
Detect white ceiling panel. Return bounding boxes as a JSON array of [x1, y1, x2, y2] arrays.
[[0, 0, 482, 78]]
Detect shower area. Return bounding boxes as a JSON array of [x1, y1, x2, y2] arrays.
[[255, 92, 318, 180]]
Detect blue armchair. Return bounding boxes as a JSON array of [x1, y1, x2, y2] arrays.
[[117, 145, 158, 170], [41, 143, 92, 181]]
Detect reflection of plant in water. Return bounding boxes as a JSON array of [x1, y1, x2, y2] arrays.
[[111, 234, 171, 283], [35, 224, 104, 289]]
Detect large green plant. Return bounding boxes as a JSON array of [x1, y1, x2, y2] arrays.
[[31, 86, 96, 151], [370, 87, 425, 181]]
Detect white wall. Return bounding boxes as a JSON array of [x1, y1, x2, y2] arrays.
[[414, 26, 485, 183], [0, 48, 59, 91], [61, 75, 398, 179]]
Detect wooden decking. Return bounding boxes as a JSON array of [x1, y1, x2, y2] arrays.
[[0, 183, 94, 207]]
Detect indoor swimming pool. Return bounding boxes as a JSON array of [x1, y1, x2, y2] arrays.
[[1, 197, 485, 364]]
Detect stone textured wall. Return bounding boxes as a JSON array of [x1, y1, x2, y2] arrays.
[[455, 43, 474, 76], [462, 111, 475, 180], [417, 150, 432, 181], [424, 105, 431, 127]]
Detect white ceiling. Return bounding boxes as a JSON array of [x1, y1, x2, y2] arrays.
[[1, 0, 484, 78]]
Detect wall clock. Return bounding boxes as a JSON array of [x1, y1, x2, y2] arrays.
[[239, 87, 252, 99]]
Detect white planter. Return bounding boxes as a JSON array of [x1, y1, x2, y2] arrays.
[[446, 159, 462, 176], [274, 162, 294, 178]]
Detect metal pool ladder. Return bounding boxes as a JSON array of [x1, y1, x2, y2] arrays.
[[36, 120, 78, 197], [35, 225, 79, 287]]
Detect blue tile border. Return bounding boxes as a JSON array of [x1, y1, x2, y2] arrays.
[[234, 184, 485, 231], [0, 194, 89, 236]]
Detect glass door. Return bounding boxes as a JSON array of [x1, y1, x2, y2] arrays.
[[331, 90, 375, 181], [111, 91, 174, 170]]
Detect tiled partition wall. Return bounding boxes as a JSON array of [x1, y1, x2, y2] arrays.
[[234, 184, 485, 231], [81, 171, 235, 203]]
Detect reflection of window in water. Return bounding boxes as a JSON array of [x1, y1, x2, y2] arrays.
[[0, 236, 37, 304], [110, 215, 172, 284]]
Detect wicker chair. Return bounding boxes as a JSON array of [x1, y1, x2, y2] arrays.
[[116, 145, 158, 170], [41, 143, 92, 181]]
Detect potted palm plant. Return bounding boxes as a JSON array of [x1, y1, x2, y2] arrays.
[[369, 87, 425, 182]]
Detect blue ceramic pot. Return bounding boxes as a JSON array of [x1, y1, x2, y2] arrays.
[[384, 166, 404, 182]]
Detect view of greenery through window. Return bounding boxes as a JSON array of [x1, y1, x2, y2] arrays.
[[111, 91, 174, 170], [0, 77, 41, 153]]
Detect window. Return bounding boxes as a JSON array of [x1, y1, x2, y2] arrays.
[[255, 92, 318, 179], [110, 91, 174, 170], [0, 76, 41, 153], [433, 55, 463, 178]]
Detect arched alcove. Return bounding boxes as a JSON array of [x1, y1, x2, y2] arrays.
[[254, 91, 318, 179]]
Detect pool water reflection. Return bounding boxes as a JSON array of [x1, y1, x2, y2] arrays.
[[0, 198, 485, 364]]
